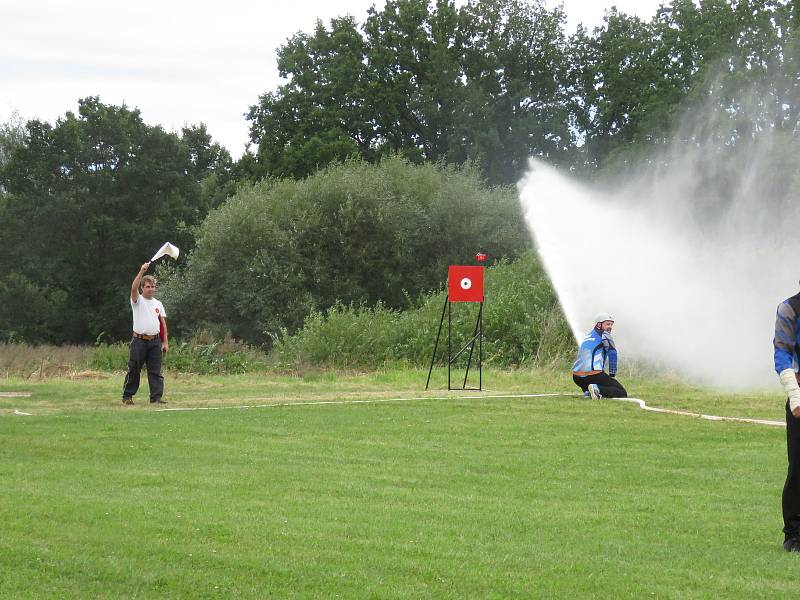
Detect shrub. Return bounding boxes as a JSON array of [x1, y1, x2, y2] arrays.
[[88, 332, 270, 375], [160, 155, 530, 347], [270, 252, 573, 369]]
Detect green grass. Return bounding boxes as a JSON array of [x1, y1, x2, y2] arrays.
[[0, 369, 793, 598]]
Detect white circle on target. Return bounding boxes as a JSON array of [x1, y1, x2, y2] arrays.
[[460, 277, 472, 290]]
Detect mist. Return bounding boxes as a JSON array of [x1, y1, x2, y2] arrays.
[[518, 78, 800, 389]]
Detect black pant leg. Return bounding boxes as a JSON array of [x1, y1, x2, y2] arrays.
[[575, 372, 627, 398], [122, 338, 146, 398], [572, 374, 589, 392], [598, 374, 627, 399], [145, 339, 164, 402], [783, 400, 800, 539]]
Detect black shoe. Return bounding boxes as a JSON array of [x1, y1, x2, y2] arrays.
[[150, 399, 167, 404], [783, 537, 800, 552], [122, 397, 134, 405]]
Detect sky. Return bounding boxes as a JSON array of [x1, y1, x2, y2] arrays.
[[1, 0, 667, 159]]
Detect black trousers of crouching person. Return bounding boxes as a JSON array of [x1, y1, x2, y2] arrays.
[[122, 336, 164, 402], [783, 400, 800, 540], [572, 372, 627, 398]]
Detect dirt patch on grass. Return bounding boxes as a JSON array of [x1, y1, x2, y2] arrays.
[[67, 370, 113, 380]]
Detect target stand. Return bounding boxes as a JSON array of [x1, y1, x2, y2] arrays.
[[425, 265, 484, 391]]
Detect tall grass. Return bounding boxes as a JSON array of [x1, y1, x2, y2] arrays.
[[271, 252, 574, 370], [0, 334, 271, 378], [0, 343, 93, 379], [89, 331, 271, 375]]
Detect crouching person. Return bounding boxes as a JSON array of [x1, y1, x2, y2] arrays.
[[572, 313, 627, 400]]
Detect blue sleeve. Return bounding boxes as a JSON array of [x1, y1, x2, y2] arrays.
[[774, 302, 797, 374], [602, 333, 618, 375], [607, 347, 618, 375]]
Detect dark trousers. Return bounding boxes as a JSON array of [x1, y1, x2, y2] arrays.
[[122, 337, 164, 402], [784, 400, 800, 539], [573, 372, 627, 398]]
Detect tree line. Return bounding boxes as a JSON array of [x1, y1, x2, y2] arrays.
[[1, 0, 798, 345], [246, 0, 800, 182]]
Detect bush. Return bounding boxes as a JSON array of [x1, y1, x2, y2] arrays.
[[88, 343, 130, 372], [88, 332, 270, 375], [160, 155, 530, 347], [270, 252, 573, 369]]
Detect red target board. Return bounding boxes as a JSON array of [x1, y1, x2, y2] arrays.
[[448, 266, 484, 302]]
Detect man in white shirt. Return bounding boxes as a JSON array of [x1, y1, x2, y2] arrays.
[[122, 261, 170, 405]]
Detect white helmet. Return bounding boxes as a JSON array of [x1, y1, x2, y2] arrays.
[[594, 313, 614, 324]]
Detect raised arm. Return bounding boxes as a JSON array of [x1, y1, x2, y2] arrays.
[[130, 262, 150, 302]]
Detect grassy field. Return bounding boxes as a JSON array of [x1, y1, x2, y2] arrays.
[[0, 368, 794, 598]]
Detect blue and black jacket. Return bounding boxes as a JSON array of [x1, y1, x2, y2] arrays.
[[572, 327, 618, 376], [774, 292, 800, 374]]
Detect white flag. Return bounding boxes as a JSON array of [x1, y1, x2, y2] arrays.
[[151, 242, 180, 262]]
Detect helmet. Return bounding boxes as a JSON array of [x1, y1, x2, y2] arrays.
[[593, 313, 614, 324]]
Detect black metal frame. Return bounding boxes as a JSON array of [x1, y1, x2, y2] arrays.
[[425, 295, 483, 390]]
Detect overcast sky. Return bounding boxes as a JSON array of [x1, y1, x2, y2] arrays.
[[1, 0, 667, 158]]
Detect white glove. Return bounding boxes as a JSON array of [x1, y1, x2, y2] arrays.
[[779, 369, 800, 412]]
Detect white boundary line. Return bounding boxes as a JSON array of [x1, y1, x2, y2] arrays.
[[153, 392, 786, 427], [613, 397, 784, 427], [155, 392, 570, 412]]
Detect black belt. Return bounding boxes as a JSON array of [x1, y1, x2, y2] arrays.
[[133, 332, 159, 340]]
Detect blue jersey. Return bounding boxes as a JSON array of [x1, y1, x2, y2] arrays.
[[774, 293, 800, 374], [572, 327, 618, 376]]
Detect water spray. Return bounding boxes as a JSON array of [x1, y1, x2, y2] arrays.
[[518, 153, 796, 390]]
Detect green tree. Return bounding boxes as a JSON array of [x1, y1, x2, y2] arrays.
[[0, 111, 27, 176], [181, 123, 237, 211], [246, 16, 374, 180], [160, 155, 530, 346], [362, 0, 466, 163], [459, 0, 572, 182], [571, 0, 799, 172], [245, 0, 572, 185], [0, 97, 232, 343], [569, 10, 667, 170]]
